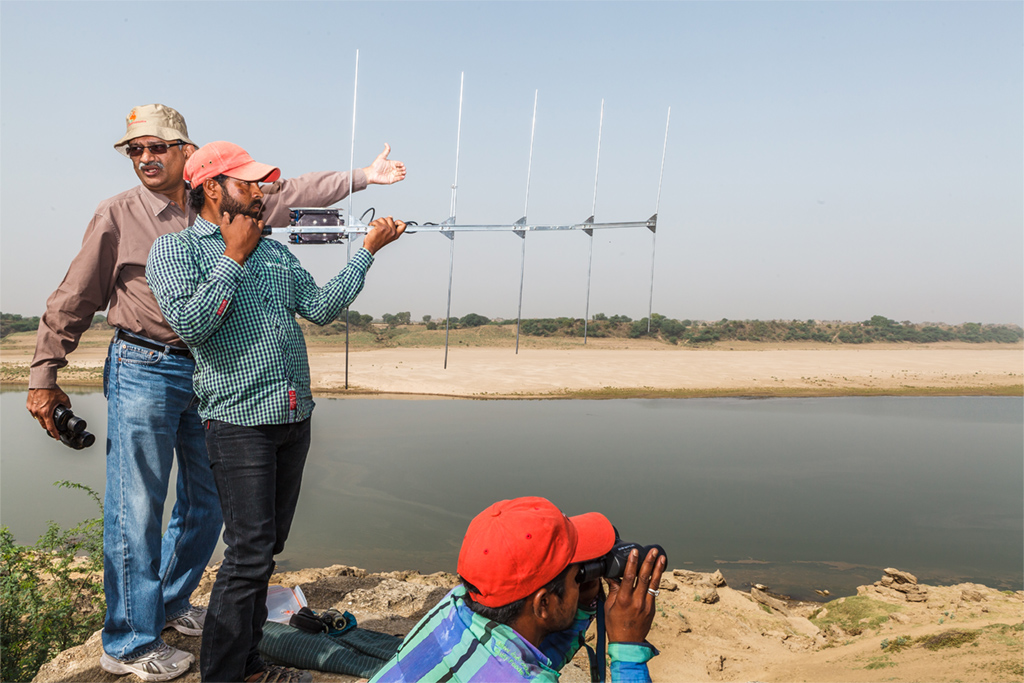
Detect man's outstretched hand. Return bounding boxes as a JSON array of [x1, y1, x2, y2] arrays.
[[363, 144, 407, 185], [363, 216, 406, 255], [604, 547, 667, 644]]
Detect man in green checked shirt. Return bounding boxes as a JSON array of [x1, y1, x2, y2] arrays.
[[147, 141, 405, 683]]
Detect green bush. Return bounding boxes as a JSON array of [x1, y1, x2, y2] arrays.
[[1, 312, 41, 339], [1, 482, 105, 682]]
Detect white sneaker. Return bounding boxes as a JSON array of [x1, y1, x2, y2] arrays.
[[99, 642, 194, 681], [164, 605, 206, 636]]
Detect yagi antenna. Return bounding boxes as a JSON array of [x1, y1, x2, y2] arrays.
[[442, 72, 465, 370], [582, 99, 604, 345], [271, 52, 669, 373], [344, 49, 359, 389], [647, 106, 671, 334], [514, 90, 539, 354]]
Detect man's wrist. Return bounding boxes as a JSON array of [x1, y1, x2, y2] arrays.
[[223, 249, 247, 265], [608, 642, 658, 663]]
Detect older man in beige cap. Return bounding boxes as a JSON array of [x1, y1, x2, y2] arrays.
[[27, 104, 406, 682]]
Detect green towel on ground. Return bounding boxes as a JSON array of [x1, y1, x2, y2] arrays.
[[259, 620, 403, 678]]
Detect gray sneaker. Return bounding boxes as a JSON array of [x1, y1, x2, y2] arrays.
[[164, 605, 206, 636], [99, 642, 194, 681]]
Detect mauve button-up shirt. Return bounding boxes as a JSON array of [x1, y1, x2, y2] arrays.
[[29, 170, 367, 388]]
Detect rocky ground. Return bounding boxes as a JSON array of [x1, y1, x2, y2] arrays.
[[35, 566, 1024, 683]]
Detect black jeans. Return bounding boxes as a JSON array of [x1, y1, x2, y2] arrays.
[[200, 419, 311, 682]]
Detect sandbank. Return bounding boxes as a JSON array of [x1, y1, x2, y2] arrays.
[[2, 331, 1021, 397]]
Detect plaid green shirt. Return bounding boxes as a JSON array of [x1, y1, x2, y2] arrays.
[[147, 216, 373, 426]]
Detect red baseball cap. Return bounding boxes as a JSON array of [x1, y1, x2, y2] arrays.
[[457, 497, 615, 608], [184, 141, 281, 187]]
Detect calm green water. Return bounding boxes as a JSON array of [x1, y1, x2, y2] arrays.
[[2, 391, 1021, 600]]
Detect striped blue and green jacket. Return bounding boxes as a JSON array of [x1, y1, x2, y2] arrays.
[[147, 216, 373, 425], [369, 586, 655, 683]]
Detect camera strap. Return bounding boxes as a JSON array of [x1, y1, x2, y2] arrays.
[[585, 593, 607, 683]]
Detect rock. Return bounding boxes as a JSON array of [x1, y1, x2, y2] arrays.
[[890, 612, 911, 624], [961, 587, 987, 602], [378, 569, 457, 587], [706, 654, 725, 673], [657, 575, 681, 592], [672, 568, 726, 587], [751, 587, 788, 615], [902, 585, 929, 602], [696, 584, 720, 604], [344, 578, 450, 617], [879, 572, 929, 602], [860, 584, 905, 601], [883, 568, 918, 585], [676, 613, 693, 634]]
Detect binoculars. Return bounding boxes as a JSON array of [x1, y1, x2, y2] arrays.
[[53, 405, 96, 450], [577, 540, 667, 584]]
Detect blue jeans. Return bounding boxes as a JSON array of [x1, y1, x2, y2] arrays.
[[102, 337, 223, 660], [200, 418, 311, 682]]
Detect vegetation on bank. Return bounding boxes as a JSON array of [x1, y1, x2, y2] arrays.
[[0, 482, 105, 682], [6, 310, 1021, 346], [299, 312, 1023, 346], [1, 312, 112, 339]]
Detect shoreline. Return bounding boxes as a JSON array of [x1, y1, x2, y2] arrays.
[[3, 333, 1021, 399], [4, 381, 1022, 399], [34, 564, 1024, 683]]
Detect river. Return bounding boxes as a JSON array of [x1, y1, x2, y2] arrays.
[[2, 390, 1020, 600]]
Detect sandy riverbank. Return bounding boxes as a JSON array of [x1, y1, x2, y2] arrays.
[[34, 565, 1024, 683], [2, 331, 1021, 397]]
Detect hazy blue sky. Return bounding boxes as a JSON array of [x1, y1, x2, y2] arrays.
[[2, 1, 1021, 325]]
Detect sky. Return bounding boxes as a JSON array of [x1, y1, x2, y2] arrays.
[[1, 1, 1021, 326]]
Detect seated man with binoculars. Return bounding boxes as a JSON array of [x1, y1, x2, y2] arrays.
[[370, 496, 666, 683]]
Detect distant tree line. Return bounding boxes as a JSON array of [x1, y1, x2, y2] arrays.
[[1, 313, 39, 338], [6, 310, 1022, 345], [1, 313, 111, 339], [504, 313, 1023, 345]]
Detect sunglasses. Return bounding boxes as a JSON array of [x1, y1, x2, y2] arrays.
[[125, 141, 184, 158]]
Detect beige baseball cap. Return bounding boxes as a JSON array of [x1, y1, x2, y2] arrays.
[[113, 104, 195, 156]]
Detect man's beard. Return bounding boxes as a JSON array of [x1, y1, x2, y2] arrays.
[[220, 193, 263, 221]]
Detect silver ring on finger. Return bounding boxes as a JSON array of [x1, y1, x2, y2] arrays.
[[647, 588, 660, 596]]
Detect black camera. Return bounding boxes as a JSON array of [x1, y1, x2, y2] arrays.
[[53, 405, 96, 450], [577, 540, 667, 584]]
